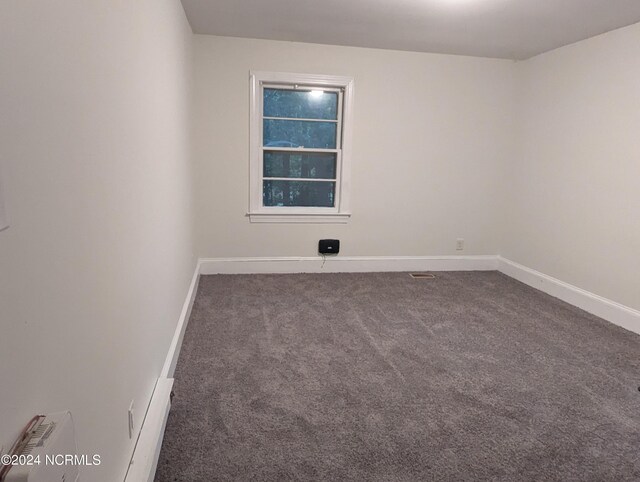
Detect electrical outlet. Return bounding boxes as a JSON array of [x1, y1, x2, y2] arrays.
[[128, 400, 135, 439], [456, 238, 464, 251]]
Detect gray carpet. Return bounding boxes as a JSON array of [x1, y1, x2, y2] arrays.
[[155, 271, 640, 481]]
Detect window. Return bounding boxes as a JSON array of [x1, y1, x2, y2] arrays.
[[249, 71, 354, 223]]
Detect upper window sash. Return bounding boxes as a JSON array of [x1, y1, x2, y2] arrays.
[[260, 85, 343, 151]]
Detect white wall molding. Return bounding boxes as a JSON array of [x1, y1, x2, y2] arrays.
[[124, 378, 174, 482], [130, 254, 640, 482], [125, 261, 201, 482], [161, 261, 201, 379], [497, 257, 640, 335], [199, 255, 640, 335], [199, 255, 499, 274]]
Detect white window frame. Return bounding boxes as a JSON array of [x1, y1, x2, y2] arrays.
[[249, 71, 354, 224]]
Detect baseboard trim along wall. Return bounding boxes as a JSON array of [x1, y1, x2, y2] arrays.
[[497, 256, 640, 336], [161, 262, 201, 379], [124, 378, 174, 482], [199, 255, 640, 335], [199, 255, 500, 274], [125, 261, 200, 482], [136, 254, 639, 481]]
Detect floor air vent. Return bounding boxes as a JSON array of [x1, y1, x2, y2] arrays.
[[410, 273, 436, 279]]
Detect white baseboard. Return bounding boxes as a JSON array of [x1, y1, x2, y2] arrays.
[[497, 256, 640, 335], [124, 261, 200, 482], [199, 255, 499, 274], [125, 261, 200, 482], [161, 261, 201, 379], [129, 254, 639, 482], [199, 255, 640, 335], [124, 378, 174, 482]]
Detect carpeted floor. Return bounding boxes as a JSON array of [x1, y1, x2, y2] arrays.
[[155, 271, 640, 481]]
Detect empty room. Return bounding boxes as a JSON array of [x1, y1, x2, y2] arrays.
[[1, 0, 639, 481]]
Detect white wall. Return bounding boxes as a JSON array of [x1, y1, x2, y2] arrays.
[[193, 36, 516, 258], [0, 1, 195, 480], [504, 22, 640, 311]]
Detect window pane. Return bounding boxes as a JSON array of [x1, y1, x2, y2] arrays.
[[263, 119, 337, 149], [264, 88, 338, 120], [263, 152, 336, 179], [263, 180, 335, 207]]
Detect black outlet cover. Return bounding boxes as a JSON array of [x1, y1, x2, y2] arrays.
[[319, 239, 340, 255]]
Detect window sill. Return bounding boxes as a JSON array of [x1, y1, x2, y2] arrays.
[[248, 212, 351, 224]]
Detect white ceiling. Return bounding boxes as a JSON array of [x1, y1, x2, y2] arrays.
[[180, 0, 640, 60]]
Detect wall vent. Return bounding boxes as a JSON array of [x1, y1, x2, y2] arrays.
[[410, 273, 436, 279]]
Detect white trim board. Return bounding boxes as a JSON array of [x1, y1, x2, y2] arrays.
[[124, 261, 200, 482], [124, 378, 174, 482], [161, 261, 201, 378], [132, 254, 639, 482], [198, 255, 640, 335], [199, 255, 499, 274], [497, 257, 640, 335]]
